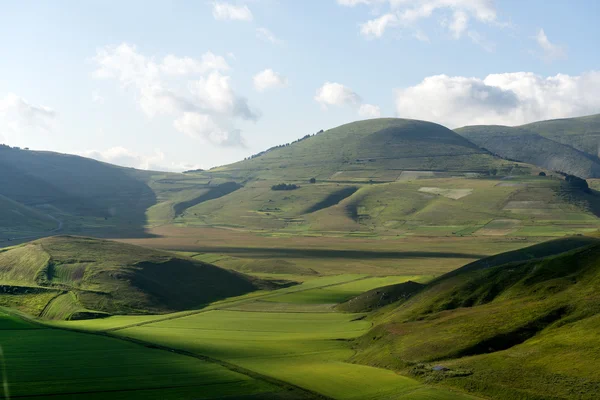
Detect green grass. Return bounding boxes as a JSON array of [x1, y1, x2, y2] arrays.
[[0, 313, 286, 399], [352, 237, 600, 400], [266, 276, 427, 305], [0, 236, 265, 319]]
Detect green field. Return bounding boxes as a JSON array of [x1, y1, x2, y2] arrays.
[[49, 275, 476, 400]]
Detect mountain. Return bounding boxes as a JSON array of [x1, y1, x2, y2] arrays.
[[456, 114, 600, 178], [0, 236, 267, 319], [352, 236, 600, 400], [214, 118, 513, 181]]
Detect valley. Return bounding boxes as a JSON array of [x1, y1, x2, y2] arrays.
[[1, 116, 600, 399]]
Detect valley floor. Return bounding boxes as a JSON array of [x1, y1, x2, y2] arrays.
[[10, 274, 478, 400]]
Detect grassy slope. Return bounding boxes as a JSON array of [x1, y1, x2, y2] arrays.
[[0, 194, 56, 235], [215, 118, 512, 181], [456, 114, 600, 178], [456, 125, 600, 178], [523, 113, 600, 156], [0, 236, 264, 318], [352, 236, 600, 399]]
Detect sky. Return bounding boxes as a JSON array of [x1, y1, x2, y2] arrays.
[[1, 0, 599, 172]]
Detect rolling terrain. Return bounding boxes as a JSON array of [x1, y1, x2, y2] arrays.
[[0, 236, 267, 319], [352, 236, 600, 400], [456, 113, 600, 178]]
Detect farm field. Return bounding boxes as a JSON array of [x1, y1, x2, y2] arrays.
[[50, 275, 479, 400], [0, 311, 293, 399]]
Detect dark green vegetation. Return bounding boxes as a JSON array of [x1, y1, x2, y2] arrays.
[[352, 237, 600, 399], [0, 236, 265, 319], [456, 113, 600, 178]]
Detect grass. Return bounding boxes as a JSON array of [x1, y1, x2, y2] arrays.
[[44, 274, 476, 399], [351, 237, 600, 400], [0, 236, 266, 319], [265, 276, 427, 305], [0, 312, 287, 399]]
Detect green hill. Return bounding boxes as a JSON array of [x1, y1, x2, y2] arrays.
[[456, 125, 600, 178], [523, 113, 600, 156], [456, 114, 600, 178], [0, 236, 266, 319], [215, 118, 513, 181], [352, 236, 600, 399]]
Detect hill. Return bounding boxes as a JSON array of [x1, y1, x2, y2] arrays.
[[456, 114, 600, 178], [523, 113, 600, 156], [0, 236, 266, 319], [214, 118, 513, 181], [351, 236, 600, 399], [456, 125, 600, 178]]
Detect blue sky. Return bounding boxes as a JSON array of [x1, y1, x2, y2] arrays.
[[1, 0, 599, 171]]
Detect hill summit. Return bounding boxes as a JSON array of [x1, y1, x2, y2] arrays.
[[216, 118, 513, 180]]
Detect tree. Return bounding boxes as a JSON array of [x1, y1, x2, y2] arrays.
[[539, 171, 547, 176], [309, 177, 316, 184], [565, 174, 590, 193]]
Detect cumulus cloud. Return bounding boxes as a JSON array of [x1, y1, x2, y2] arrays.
[[359, 104, 382, 118], [212, 2, 253, 21], [315, 82, 361, 108], [256, 28, 284, 45], [339, 0, 500, 47], [394, 71, 600, 128], [93, 43, 258, 147], [80, 146, 203, 172], [92, 91, 104, 104], [315, 82, 381, 119], [534, 28, 566, 62], [0, 93, 57, 133], [253, 69, 288, 92]]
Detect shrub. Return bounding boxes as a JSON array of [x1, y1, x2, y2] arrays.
[[271, 183, 299, 191], [309, 178, 316, 184], [539, 171, 547, 176]]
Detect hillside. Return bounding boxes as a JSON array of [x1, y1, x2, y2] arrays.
[[524, 113, 600, 156], [456, 114, 600, 178], [0, 236, 265, 319], [214, 118, 513, 181], [456, 125, 600, 178], [352, 236, 600, 399]]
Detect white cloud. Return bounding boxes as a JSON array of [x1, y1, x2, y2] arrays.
[[93, 43, 257, 147], [160, 53, 230, 75], [339, 0, 500, 44], [360, 13, 398, 38], [256, 28, 284, 45], [92, 91, 104, 104], [315, 82, 381, 119], [0, 93, 57, 133], [315, 82, 361, 108], [253, 69, 288, 92], [534, 28, 566, 62], [413, 30, 430, 42], [394, 71, 600, 128], [359, 104, 382, 118], [80, 146, 202, 172], [212, 2, 253, 21]]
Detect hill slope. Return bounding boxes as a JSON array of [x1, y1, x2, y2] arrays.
[[456, 114, 600, 178], [215, 118, 513, 181], [0, 236, 265, 319], [456, 125, 600, 178], [352, 236, 600, 399], [523, 113, 600, 156]]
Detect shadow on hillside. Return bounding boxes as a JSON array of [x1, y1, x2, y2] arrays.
[[180, 247, 487, 260]]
